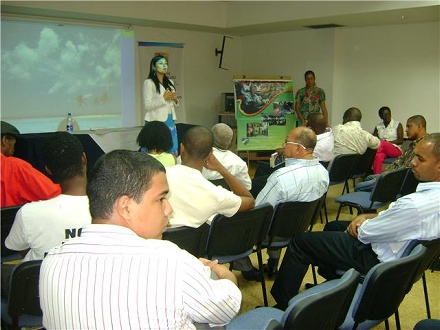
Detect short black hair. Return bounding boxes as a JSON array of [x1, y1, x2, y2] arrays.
[[304, 70, 315, 79], [182, 126, 213, 159], [87, 150, 165, 220], [343, 107, 362, 122], [423, 133, 440, 161], [408, 115, 426, 129], [137, 121, 173, 152], [378, 106, 391, 118], [41, 132, 84, 182]]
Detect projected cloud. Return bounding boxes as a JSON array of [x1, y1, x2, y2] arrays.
[[1, 20, 122, 122]]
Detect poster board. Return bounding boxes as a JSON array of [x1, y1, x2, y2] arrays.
[[233, 75, 296, 151]]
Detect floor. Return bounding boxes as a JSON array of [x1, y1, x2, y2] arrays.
[[233, 163, 440, 329]]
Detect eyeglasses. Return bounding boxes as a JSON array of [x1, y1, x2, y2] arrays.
[[284, 139, 307, 150]]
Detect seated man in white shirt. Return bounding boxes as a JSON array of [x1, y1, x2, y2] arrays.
[[202, 123, 252, 190], [39, 150, 242, 329], [166, 125, 255, 228], [332, 107, 380, 156], [2, 132, 91, 297]]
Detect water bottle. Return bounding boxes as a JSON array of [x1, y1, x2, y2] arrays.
[[66, 113, 73, 133]]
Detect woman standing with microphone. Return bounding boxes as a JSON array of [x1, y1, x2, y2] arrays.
[[143, 55, 179, 155]]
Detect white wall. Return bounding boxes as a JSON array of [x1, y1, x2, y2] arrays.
[[333, 21, 439, 133], [241, 21, 439, 133]]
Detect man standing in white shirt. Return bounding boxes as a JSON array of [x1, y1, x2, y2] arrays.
[[40, 150, 242, 329]]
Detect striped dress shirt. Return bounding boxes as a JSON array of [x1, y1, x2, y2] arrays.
[[255, 158, 330, 207], [358, 182, 440, 262], [40, 224, 242, 329]]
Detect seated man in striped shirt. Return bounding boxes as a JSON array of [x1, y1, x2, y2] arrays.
[[271, 133, 440, 311], [39, 150, 242, 329]]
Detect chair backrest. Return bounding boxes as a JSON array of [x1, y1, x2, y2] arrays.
[[162, 222, 210, 258], [1, 205, 23, 258], [7, 260, 43, 325], [351, 148, 377, 179], [282, 268, 361, 329], [369, 167, 407, 204], [308, 194, 327, 231], [328, 154, 361, 185], [399, 168, 420, 197], [205, 204, 273, 262], [350, 245, 426, 327], [209, 178, 230, 190], [267, 198, 321, 243], [401, 238, 440, 288]]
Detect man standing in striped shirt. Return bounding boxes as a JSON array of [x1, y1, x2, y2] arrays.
[[271, 133, 440, 311], [39, 150, 242, 329]]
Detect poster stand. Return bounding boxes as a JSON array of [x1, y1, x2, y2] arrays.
[[232, 75, 295, 166]]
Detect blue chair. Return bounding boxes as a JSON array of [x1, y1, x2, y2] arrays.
[[339, 244, 427, 330], [225, 269, 361, 330], [399, 239, 440, 319], [324, 154, 361, 222], [335, 167, 407, 220], [205, 204, 273, 306], [1, 260, 43, 329]]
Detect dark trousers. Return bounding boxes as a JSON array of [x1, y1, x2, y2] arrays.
[[270, 223, 380, 310]]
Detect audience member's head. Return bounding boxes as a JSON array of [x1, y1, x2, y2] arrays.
[[87, 150, 171, 239], [137, 121, 173, 153], [411, 133, 440, 182], [378, 106, 392, 125], [284, 127, 317, 159], [306, 114, 327, 135], [42, 132, 86, 183], [212, 123, 233, 150], [406, 115, 427, 140], [181, 126, 213, 161], [1, 121, 20, 157], [342, 107, 362, 124]]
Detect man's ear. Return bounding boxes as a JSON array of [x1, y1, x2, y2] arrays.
[[81, 152, 87, 166], [115, 195, 132, 225]]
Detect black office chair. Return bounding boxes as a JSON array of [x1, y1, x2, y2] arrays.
[[162, 222, 210, 258], [323, 154, 361, 222], [339, 244, 427, 330], [398, 168, 420, 197], [209, 178, 230, 190], [1, 205, 23, 262], [344, 148, 377, 194], [335, 167, 407, 220], [400, 238, 440, 319], [225, 268, 361, 330], [1, 260, 43, 330], [262, 198, 322, 252], [205, 204, 273, 306]]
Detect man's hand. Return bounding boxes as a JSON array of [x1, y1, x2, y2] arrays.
[[199, 258, 238, 285], [346, 214, 376, 238], [204, 153, 225, 173]]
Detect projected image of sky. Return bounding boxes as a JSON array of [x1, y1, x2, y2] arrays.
[[1, 20, 124, 131]]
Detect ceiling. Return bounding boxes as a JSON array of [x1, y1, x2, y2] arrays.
[[1, 1, 439, 36]]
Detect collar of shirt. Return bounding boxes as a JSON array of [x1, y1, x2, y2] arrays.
[[285, 157, 320, 167]]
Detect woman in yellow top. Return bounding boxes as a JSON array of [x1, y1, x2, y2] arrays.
[[137, 121, 176, 167]]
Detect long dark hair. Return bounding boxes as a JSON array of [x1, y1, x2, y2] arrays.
[[148, 55, 175, 94]]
